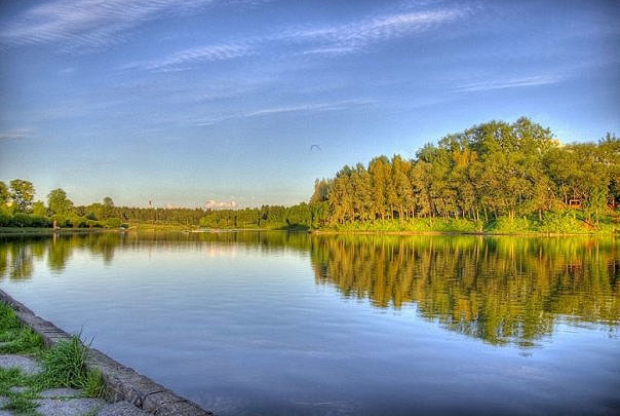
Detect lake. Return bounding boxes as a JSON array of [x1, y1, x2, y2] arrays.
[[0, 231, 618, 416]]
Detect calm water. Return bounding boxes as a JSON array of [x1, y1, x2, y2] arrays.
[[0, 231, 618, 416]]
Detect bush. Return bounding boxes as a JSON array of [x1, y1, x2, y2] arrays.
[[486, 216, 532, 234], [9, 213, 33, 227], [29, 215, 52, 228], [51, 214, 69, 228], [537, 211, 587, 234], [0, 214, 10, 227], [105, 218, 122, 228], [86, 220, 103, 228]]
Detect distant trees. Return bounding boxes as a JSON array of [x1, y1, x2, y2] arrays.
[[312, 118, 619, 227], [47, 188, 74, 216], [198, 204, 313, 229], [0, 182, 10, 206], [0, 117, 617, 232], [9, 179, 34, 212]]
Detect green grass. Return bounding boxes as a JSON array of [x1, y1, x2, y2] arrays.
[[39, 335, 90, 390], [0, 302, 108, 415], [322, 211, 619, 235]]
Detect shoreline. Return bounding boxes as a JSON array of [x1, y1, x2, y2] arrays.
[[310, 229, 618, 237], [0, 227, 123, 236], [0, 289, 214, 416], [1, 226, 617, 238]]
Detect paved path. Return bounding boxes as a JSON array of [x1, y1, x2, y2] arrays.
[[0, 354, 149, 416]]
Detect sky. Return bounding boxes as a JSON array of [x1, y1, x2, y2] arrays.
[[0, 0, 619, 208]]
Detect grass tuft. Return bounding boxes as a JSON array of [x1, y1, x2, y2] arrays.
[[0, 301, 109, 414], [84, 368, 107, 398], [40, 335, 90, 389]]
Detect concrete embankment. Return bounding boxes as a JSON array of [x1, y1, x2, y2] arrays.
[[0, 290, 214, 416]]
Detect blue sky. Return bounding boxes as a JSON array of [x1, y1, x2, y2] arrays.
[[0, 0, 618, 208]]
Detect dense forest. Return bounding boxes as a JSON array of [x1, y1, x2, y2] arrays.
[[1, 118, 618, 233], [310, 117, 619, 231]]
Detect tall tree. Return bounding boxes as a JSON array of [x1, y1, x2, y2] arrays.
[[9, 179, 35, 212], [47, 188, 74, 216]]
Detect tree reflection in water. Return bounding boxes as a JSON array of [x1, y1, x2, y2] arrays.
[[1, 231, 617, 347]]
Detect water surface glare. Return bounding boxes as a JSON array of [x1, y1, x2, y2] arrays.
[[0, 232, 618, 415]]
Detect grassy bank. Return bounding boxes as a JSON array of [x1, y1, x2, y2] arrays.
[[318, 212, 619, 235], [0, 302, 106, 415]]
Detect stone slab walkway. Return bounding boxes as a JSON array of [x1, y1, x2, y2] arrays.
[[0, 353, 149, 416]]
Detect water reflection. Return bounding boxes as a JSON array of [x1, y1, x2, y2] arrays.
[[0, 231, 618, 347], [308, 235, 619, 346]]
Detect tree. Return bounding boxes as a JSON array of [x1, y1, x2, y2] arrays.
[[9, 179, 35, 212], [102, 196, 115, 219], [32, 201, 47, 217], [47, 188, 74, 216], [0, 181, 9, 205]]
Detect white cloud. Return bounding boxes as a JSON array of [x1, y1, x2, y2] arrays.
[[0, 0, 219, 50], [454, 75, 566, 92], [205, 199, 238, 209], [126, 5, 469, 71], [244, 99, 372, 117], [127, 43, 255, 72], [276, 8, 466, 54], [185, 98, 371, 126], [0, 128, 33, 140]]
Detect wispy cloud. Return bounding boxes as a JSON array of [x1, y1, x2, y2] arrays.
[[277, 8, 467, 54], [454, 75, 566, 92], [0, 128, 33, 140], [244, 99, 371, 117], [188, 99, 372, 126], [127, 6, 470, 72], [0, 0, 219, 50], [125, 42, 255, 72]]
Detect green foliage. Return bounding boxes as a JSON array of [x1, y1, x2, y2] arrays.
[[31, 201, 46, 217], [486, 216, 532, 234], [537, 211, 587, 234], [6, 214, 51, 228], [0, 302, 107, 415], [0, 213, 10, 227], [105, 218, 122, 228], [199, 204, 314, 229], [1, 118, 617, 234], [41, 335, 89, 389], [47, 188, 74, 216], [0, 181, 10, 206], [311, 118, 618, 233], [9, 180, 35, 212], [84, 369, 107, 398]]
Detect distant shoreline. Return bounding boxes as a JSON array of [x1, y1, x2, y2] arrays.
[[1, 225, 616, 238], [310, 229, 618, 237], [0, 227, 121, 236]]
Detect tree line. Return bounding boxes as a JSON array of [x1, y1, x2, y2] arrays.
[[309, 117, 619, 231], [0, 181, 206, 228], [1, 117, 618, 232]]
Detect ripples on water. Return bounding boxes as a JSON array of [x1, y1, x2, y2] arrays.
[[0, 231, 618, 416]]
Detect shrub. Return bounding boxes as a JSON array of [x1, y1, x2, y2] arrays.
[[537, 211, 587, 234], [0, 214, 10, 227], [486, 216, 532, 234], [9, 213, 33, 227], [105, 218, 121, 228]]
